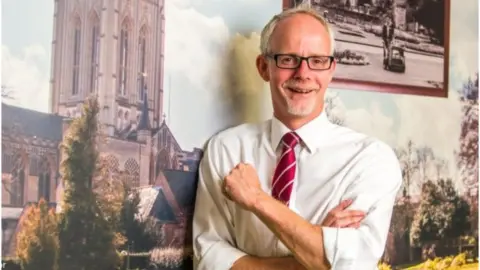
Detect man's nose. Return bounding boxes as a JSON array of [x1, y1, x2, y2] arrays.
[[293, 59, 312, 79]]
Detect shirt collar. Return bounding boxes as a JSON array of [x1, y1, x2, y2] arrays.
[[270, 112, 331, 152]]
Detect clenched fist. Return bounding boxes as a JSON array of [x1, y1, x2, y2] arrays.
[[222, 163, 264, 211]]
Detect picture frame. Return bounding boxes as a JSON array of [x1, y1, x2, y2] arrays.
[[282, 0, 451, 98]]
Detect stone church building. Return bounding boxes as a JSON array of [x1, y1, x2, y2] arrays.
[[2, 0, 202, 255]]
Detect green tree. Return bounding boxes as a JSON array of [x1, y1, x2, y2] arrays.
[[439, 179, 471, 239], [57, 97, 119, 270], [94, 166, 128, 248], [16, 199, 58, 270], [95, 169, 161, 253], [410, 179, 471, 247], [457, 73, 479, 234], [407, 0, 445, 44], [117, 184, 160, 252]]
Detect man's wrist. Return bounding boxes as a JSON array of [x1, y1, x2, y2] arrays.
[[233, 255, 306, 270], [249, 190, 272, 213]]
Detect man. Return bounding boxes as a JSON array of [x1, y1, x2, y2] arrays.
[[382, 15, 396, 59], [382, 17, 389, 58], [192, 6, 402, 270]]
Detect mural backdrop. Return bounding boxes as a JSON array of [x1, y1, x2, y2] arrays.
[[1, 0, 478, 269]]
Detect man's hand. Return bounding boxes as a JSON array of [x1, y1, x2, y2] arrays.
[[321, 199, 365, 228], [223, 163, 264, 211]]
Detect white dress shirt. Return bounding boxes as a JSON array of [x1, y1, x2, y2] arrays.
[[192, 112, 402, 270]]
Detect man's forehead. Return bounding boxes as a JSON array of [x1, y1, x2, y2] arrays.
[[274, 14, 327, 33], [269, 19, 331, 54], [271, 35, 326, 50]]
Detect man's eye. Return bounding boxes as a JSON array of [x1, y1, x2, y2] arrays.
[[312, 58, 327, 64]]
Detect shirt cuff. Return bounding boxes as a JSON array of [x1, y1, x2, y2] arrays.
[[322, 227, 359, 269], [195, 241, 248, 270]]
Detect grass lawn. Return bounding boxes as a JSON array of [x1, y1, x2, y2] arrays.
[[401, 262, 478, 269]]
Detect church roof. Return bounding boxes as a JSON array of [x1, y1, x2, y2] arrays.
[[137, 169, 198, 223], [149, 188, 177, 221], [137, 186, 177, 222], [163, 169, 198, 210], [1, 103, 64, 142]]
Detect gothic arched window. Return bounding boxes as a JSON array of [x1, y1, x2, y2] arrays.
[[72, 17, 82, 95], [138, 25, 148, 100], [124, 158, 140, 187], [118, 19, 130, 96], [117, 109, 123, 130], [38, 158, 51, 202], [89, 13, 100, 93], [10, 154, 26, 207], [156, 148, 171, 172], [105, 154, 120, 176]]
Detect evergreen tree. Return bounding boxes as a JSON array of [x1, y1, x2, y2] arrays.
[[57, 97, 119, 270], [118, 183, 160, 252], [95, 171, 160, 252], [16, 199, 58, 270]]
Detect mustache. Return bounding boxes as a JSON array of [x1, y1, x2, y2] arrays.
[[282, 80, 320, 92]]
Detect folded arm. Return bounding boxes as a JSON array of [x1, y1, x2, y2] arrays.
[[249, 142, 403, 270], [232, 256, 306, 270], [193, 136, 306, 270]]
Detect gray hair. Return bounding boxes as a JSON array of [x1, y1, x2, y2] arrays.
[[259, 4, 335, 55]]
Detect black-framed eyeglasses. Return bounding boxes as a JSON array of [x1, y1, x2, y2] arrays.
[[266, 54, 334, 70]]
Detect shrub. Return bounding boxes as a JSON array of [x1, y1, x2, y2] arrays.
[[150, 247, 193, 269], [422, 258, 436, 269], [334, 49, 370, 65], [436, 256, 453, 269], [15, 199, 58, 270], [451, 252, 467, 266], [418, 253, 468, 270], [377, 262, 392, 270]]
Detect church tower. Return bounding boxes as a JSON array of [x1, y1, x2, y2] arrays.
[[49, 0, 165, 136]]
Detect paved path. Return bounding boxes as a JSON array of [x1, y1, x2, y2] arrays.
[[331, 25, 444, 59], [334, 41, 444, 89], [337, 41, 444, 63]]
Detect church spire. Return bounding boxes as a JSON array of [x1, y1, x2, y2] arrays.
[[138, 87, 151, 131]]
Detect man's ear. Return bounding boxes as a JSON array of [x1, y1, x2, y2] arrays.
[[256, 54, 270, 82]]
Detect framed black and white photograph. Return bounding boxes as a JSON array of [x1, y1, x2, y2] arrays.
[[282, 0, 451, 98]]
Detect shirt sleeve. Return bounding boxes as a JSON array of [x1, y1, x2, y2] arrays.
[[322, 141, 403, 269], [192, 136, 248, 270]]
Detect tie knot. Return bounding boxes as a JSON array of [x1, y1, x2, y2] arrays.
[[282, 132, 300, 148]]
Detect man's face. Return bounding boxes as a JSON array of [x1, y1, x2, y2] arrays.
[[256, 14, 336, 120]]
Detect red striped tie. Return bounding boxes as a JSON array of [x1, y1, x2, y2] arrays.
[[272, 132, 300, 204]]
